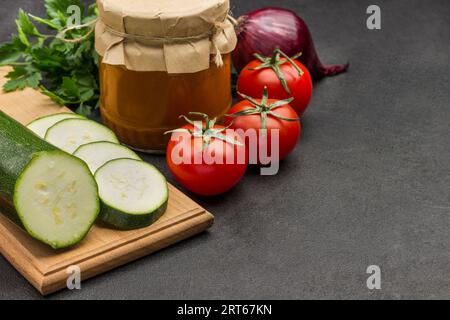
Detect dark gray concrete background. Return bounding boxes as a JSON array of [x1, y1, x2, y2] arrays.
[[0, 0, 449, 300]]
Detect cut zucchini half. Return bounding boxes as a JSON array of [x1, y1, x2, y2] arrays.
[[45, 118, 119, 154], [95, 159, 168, 230], [73, 141, 141, 174], [14, 150, 100, 249], [27, 113, 85, 138]]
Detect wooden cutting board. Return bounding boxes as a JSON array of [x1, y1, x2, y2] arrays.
[[0, 67, 214, 295]]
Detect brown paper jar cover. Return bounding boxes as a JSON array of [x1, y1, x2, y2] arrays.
[[95, 0, 237, 73]]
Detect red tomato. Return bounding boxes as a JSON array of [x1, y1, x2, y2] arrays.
[[224, 90, 301, 162], [166, 116, 248, 196], [237, 50, 313, 116]]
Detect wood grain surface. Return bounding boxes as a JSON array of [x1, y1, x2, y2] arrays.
[[0, 67, 214, 295]]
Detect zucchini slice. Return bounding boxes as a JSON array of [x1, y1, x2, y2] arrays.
[[15, 151, 100, 249], [95, 159, 168, 230], [0, 111, 99, 249], [27, 113, 85, 138], [73, 141, 141, 174], [45, 118, 119, 153]]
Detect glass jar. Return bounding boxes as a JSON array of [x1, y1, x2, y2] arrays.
[[99, 54, 232, 152], [95, 0, 237, 152]]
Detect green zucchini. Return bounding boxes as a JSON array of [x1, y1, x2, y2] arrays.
[[45, 118, 119, 154], [0, 111, 100, 249], [27, 113, 85, 138], [95, 159, 168, 230], [73, 141, 141, 174]]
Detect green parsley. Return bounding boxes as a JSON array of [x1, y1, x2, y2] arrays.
[[0, 0, 99, 116]]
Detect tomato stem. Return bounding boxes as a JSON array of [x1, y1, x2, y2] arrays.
[[233, 87, 299, 130], [165, 112, 243, 149], [250, 47, 304, 95]]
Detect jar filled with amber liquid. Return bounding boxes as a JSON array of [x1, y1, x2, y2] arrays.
[[95, 0, 237, 152]]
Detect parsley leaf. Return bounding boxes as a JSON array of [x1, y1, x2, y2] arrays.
[[0, 38, 25, 66], [18, 9, 41, 37], [45, 0, 84, 20], [4, 66, 42, 91]]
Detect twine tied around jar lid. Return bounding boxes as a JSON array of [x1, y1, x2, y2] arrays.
[[102, 15, 236, 68], [57, 0, 237, 74], [57, 15, 237, 68]]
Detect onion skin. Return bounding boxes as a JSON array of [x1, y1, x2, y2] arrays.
[[233, 7, 349, 80]]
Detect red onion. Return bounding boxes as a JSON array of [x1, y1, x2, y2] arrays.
[[232, 7, 349, 80]]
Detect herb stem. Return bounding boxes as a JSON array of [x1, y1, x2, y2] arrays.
[[2, 62, 29, 66]]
